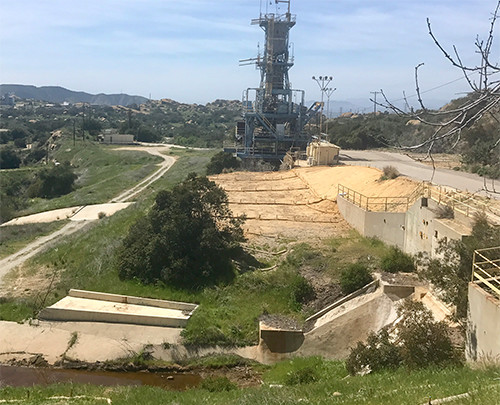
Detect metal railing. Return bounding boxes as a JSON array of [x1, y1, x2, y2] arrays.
[[472, 246, 500, 300], [424, 183, 499, 224], [337, 183, 423, 212], [337, 181, 500, 224]]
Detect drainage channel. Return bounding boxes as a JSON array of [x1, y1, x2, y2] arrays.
[[0, 365, 201, 391]]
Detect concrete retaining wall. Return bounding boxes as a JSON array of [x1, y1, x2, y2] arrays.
[[40, 306, 189, 328], [68, 289, 197, 312], [466, 283, 500, 362], [259, 323, 304, 354], [338, 195, 470, 258], [337, 195, 405, 249]]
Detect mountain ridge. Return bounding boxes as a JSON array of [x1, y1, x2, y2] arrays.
[[0, 84, 148, 106]]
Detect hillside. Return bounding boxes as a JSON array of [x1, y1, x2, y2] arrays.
[[0, 84, 148, 106]]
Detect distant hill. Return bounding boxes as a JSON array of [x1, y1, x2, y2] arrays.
[[0, 84, 148, 106]]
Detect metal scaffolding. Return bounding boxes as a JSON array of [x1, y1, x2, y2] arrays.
[[226, 0, 320, 161]]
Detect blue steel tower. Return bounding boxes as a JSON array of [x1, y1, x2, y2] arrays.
[[230, 0, 320, 161]]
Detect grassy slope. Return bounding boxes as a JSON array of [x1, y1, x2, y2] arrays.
[[6, 138, 163, 217], [0, 221, 68, 259], [1, 361, 499, 404]]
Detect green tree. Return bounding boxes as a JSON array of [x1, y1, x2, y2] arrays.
[[206, 151, 241, 175], [117, 174, 245, 288], [27, 162, 77, 198], [418, 213, 500, 318], [0, 147, 21, 169]]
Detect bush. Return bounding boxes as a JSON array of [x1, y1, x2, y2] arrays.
[[290, 275, 315, 307], [340, 263, 373, 294], [435, 204, 454, 219], [346, 300, 461, 375], [27, 162, 77, 198], [200, 376, 237, 392], [380, 165, 400, 180], [380, 246, 415, 273], [397, 300, 461, 368], [206, 151, 241, 175], [284, 365, 319, 385], [346, 329, 402, 375]]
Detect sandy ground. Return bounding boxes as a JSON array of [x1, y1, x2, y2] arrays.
[[211, 166, 421, 242]]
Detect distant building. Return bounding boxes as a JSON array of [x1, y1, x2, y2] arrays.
[[102, 134, 135, 144]]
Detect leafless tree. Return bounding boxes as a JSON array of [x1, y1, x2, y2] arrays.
[[375, 1, 500, 193]]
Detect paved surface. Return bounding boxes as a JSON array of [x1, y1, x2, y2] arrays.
[[0, 320, 182, 364], [340, 150, 500, 199], [1, 203, 133, 226]]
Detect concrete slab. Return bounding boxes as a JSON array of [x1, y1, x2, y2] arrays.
[[0, 203, 133, 227], [0, 320, 182, 365], [39, 290, 198, 328]]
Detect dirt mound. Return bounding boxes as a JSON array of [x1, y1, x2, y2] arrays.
[[211, 166, 421, 241]]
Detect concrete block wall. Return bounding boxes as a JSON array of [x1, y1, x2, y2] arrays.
[[467, 283, 500, 362], [338, 195, 470, 258]]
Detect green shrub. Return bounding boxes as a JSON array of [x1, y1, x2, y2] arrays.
[[27, 162, 77, 198], [206, 151, 241, 175], [340, 263, 373, 294], [346, 329, 402, 375], [284, 365, 319, 385], [380, 165, 400, 180], [346, 300, 462, 375], [0, 147, 21, 169], [380, 246, 415, 273], [290, 275, 315, 307], [200, 376, 237, 392]]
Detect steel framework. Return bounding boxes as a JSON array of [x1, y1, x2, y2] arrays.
[[227, 0, 320, 161]]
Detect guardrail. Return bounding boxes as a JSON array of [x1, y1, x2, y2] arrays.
[[472, 246, 500, 300], [337, 184, 423, 212], [424, 183, 500, 225], [337, 181, 500, 224]]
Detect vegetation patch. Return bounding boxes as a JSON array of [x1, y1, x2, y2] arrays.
[[380, 246, 415, 273], [117, 174, 245, 289], [339, 263, 373, 294], [346, 300, 462, 375], [0, 221, 67, 259]]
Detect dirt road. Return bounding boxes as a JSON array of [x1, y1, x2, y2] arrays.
[[0, 146, 175, 287], [340, 149, 500, 199]]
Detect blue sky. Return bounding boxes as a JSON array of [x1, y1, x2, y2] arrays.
[[1, 0, 498, 107]]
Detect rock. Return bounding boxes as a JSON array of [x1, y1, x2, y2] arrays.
[[28, 354, 48, 368]]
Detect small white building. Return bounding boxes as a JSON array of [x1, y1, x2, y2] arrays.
[[102, 134, 135, 144], [306, 140, 340, 166]]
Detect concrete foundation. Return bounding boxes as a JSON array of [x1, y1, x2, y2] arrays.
[[39, 289, 198, 328]]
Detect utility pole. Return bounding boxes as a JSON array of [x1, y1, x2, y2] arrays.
[[82, 104, 85, 142], [325, 87, 336, 135], [73, 119, 76, 146], [312, 75, 334, 138], [370, 91, 381, 114]]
